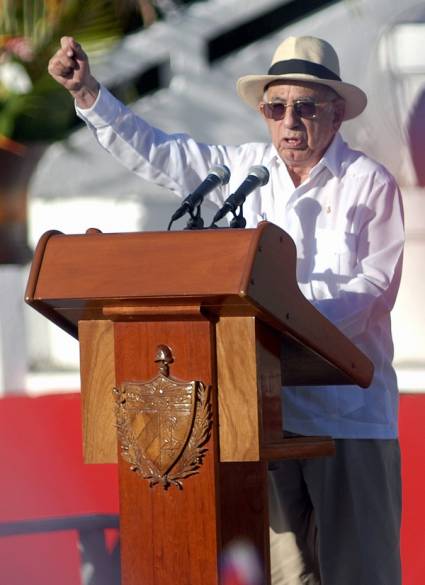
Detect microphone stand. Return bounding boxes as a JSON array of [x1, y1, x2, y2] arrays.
[[184, 204, 205, 230], [209, 204, 246, 230], [167, 202, 205, 231], [229, 205, 246, 229]]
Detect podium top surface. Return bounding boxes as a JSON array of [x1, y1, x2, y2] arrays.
[[25, 222, 373, 388], [27, 223, 279, 300]]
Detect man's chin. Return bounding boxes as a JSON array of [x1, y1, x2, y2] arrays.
[[279, 149, 310, 165]]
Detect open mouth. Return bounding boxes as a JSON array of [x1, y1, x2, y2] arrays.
[[284, 137, 305, 148]]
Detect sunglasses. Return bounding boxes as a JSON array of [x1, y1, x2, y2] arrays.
[[260, 100, 332, 121]]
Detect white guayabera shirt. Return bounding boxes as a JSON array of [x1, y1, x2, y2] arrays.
[[77, 86, 405, 439]]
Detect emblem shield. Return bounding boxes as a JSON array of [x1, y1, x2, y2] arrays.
[[114, 345, 212, 489]]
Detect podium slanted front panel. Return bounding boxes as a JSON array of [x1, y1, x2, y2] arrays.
[[25, 222, 373, 389]]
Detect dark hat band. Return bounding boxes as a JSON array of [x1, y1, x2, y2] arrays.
[[268, 59, 341, 81]]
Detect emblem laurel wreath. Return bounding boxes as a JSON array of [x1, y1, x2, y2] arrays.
[[114, 380, 212, 490]]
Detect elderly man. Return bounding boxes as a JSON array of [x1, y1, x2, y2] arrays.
[[49, 35, 404, 585]]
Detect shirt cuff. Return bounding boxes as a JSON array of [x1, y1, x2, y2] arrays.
[[75, 84, 121, 127]]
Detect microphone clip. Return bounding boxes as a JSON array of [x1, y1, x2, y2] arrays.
[[184, 205, 204, 230], [229, 206, 246, 229]]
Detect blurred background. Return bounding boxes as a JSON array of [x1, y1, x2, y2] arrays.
[[1, 0, 424, 583]]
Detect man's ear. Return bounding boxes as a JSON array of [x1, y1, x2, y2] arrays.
[[333, 99, 346, 130], [258, 103, 266, 120]]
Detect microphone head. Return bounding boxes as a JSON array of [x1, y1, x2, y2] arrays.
[[209, 164, 231, 185], [248, 165, 270, 186]]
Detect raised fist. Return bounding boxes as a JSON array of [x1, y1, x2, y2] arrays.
[[48, 36, 99, 107]]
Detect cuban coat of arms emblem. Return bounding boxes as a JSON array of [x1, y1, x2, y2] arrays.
[[114, 345, 212, 489]]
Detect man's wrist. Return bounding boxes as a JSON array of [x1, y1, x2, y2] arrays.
[[71, 77, 100, 109]]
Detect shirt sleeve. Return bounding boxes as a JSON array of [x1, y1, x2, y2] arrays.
[[312, 174, 404, 340], [75, 84, 233, 200]]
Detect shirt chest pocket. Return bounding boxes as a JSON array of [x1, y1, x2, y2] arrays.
[[313, 229, 358, 276]]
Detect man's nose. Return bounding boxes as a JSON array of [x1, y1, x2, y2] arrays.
[[282, 104, 301, 128]]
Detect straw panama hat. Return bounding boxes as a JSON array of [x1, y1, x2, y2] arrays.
[[236, 36, 367, 120]]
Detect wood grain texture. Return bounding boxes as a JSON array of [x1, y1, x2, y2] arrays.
[[217, 316, 334, 461], [30, 228, 261, 299], [26, 224, 373, 388], [24, 225, 375, 585], [79, 320, 117, 463], [281, 334, 356, 386], [24, 230, 61, 300], [217, 316, 260, 462], [262, 436, 335, 460], [255, 320, 285, 448], [219, 462, 271, 585], [244, 223, 374, 387], [114, 320, 221, 585], [102, 304, 205, 319]]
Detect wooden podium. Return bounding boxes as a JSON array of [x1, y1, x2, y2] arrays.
[[25, 221, 373, 585]]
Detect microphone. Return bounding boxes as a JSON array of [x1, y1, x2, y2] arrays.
[[170, 165, 231, 223], [211, 165, 270, 224]]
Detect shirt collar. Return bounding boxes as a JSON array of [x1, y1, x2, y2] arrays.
[[310, 132, 345, 179], [265, 143, 281, 167]]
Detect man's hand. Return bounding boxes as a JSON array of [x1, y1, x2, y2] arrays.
[[48, 36, 99, 109]]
